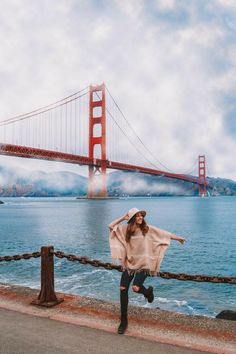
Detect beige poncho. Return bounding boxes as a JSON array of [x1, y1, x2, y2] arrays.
[[109, 224, 172, 276]]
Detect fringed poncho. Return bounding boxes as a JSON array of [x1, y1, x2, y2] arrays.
[[109, 224, 172, 276]]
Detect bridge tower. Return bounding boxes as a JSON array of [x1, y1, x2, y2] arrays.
[[87, 83, 107, 198], [198, 155, 207, 197]]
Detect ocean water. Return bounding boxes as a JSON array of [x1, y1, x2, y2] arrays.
[[0, 196, 235, 317]]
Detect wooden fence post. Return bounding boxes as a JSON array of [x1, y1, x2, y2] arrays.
[[32, 245, 63, 307]]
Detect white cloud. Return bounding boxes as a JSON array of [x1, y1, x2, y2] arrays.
[[121, 175, 185, 195], [154, 0, 177, 11], [215, 0, 236, 8], [115, 0, 145, 19], [0, 0, 235, 181]]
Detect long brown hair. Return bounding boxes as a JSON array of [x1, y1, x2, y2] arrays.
[[125, 213, 149, 242]]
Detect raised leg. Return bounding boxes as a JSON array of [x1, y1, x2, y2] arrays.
[[132, 271, 154, 303]]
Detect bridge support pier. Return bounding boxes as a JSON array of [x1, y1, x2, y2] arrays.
[[198, 155, 207, 197], [87, 83, 107, 198]]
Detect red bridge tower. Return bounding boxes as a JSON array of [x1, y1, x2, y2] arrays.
[[198, 155, 207, 197], [88, 83, 107, 198]]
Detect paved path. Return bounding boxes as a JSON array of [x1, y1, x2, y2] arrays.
[[1, 283, 235, 354], [0, 308, 205, 354]]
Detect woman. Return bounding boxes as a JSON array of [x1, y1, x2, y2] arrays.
[[108, 207, 186, 335]]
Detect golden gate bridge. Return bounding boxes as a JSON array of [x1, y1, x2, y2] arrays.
[[0, 83, 209, 197]]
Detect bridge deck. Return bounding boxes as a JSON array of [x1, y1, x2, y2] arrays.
[[0, 143, 206, 186]]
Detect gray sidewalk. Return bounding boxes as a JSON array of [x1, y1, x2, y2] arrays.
[[0, 308, 205, 354], [0, 283, 235, 354]]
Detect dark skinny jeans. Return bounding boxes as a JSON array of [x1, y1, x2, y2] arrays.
[[120, 269, 148, 291], [119, 269, 149, 323]]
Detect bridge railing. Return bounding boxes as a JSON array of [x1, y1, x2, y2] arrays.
[[0, 245, 235, 307]]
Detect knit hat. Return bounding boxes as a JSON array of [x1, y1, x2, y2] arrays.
[[127, 208, 146, 222]]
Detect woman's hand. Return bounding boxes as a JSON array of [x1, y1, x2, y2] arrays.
[[122, 212, 129, 221], [171, 234, 186, 244], [178, 237, 186, 245], [108, 212, 129, 230]]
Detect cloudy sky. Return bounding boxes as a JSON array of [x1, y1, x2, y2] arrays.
[[0, 0, 235, 180]]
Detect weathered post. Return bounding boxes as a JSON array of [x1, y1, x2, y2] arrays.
[[32, 245, 63, 307]]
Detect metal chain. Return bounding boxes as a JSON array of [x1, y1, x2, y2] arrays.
[[53, 251, 121, 271], [159, 271, 236, 284], [53, 251, 236, 284], [1, 249, 235, 284], [0, 252, 41, 262]]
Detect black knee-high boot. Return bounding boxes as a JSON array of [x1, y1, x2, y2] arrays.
[[138, 285, 154, 303], [118, 290, 128, 334]]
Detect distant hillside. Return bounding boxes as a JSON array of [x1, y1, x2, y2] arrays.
[[107, 171, 236, 197], [0, 166, 235, 197], [0, 166, 87, 197]]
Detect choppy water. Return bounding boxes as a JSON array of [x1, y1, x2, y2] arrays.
[[0, 196, 235, 317]]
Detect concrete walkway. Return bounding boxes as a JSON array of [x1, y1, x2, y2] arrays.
[[0, 283, 235, 354], [0, 308, 204, 354]]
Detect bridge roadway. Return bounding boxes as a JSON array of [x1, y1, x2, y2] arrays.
[[0, 143, 204, 185]]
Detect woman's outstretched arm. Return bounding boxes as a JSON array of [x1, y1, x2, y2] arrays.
[[170, 234, 186, 244], [108, 213, 129, 231]]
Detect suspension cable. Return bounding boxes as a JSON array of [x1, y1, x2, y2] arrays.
[[180, 159, 198, 176], [206, 160, 211, 177], [105, 105, 165, 170], [105, 85, 173, 171], [105, 85, 197, 175], [92, 91, 156, 168], [0, 91, 89, 127], [0, 86, 89, 125]]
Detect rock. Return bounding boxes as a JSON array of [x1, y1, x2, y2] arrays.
[[0, 201, 4, 204], [216, 310, 236, 321]]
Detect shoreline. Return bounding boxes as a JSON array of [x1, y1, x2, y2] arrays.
[[1, 195, 236, 198], [0, 282, 235, 354]]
